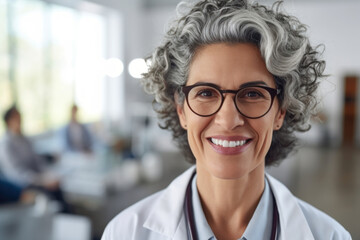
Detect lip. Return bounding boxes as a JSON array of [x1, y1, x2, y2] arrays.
[[207, 135, 252, 155]]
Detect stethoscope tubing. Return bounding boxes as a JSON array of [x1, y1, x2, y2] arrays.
[[184, 172, 279, 240]]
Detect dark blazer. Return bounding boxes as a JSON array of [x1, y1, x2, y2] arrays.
[[63, 123, 93, 152]]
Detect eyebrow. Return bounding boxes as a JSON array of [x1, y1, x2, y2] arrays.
[[239, 81, 269, 88], [187, 80, 270, 89]]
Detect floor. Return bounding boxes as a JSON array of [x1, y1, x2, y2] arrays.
[[93, 146, 360, 239], [268, 145, 360, 239]]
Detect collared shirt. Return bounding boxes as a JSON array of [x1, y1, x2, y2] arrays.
[[191, 175, 274, 240]]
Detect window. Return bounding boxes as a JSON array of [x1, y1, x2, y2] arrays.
[[0, 0, 12, 132], [0, 0, 113, 135], [15, 0, 46, 133]]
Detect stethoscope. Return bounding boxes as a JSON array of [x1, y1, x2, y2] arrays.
[[184, 172, 279, 240]]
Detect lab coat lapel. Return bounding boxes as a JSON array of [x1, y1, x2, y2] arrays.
[[266, 174, 315, 240], [143, 166, 196, 239], [173, 214, 189, 240], [142, 168, 315, 239]]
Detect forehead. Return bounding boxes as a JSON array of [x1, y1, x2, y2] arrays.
[[188, 43, 275, 88]]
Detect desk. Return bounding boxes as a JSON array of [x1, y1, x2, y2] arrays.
[[52, 214, 91, 240], [0, 201, 90, 240], [52, 150, 190, 239], [53, 152, 146, 210]]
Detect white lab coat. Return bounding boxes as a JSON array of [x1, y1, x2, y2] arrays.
[[102, 166, 351, 240]]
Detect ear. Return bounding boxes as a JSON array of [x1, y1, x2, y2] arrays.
[[273, 108, 286, 130], [175, 92, 188, 130]]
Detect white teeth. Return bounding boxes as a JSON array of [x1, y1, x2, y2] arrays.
[[211, 138, 247, 148]]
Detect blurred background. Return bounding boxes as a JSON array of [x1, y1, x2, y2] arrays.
[[0, 0, 359, 239]]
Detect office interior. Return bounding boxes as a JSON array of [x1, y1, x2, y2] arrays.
[[0, 0, 359, 239]]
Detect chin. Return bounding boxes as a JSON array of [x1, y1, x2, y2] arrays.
[[207, 162, 252, 180], [204, 156, 264, 180]]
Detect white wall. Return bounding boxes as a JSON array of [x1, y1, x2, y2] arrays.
[[283, 1, 360, 146], [140, 1, 360, 146], [81, 0, 360, 146]]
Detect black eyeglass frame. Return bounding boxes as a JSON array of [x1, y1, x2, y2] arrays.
[[181, 83, 281, 119]]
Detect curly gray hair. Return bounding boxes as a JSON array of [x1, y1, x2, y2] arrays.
[[142, 0, 325, 166]]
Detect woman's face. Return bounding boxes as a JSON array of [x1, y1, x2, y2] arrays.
[[177, 43, 285, 180]]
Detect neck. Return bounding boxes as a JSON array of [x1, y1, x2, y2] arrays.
[[196, 164, 265, 239], [8, 128, 21, 135]]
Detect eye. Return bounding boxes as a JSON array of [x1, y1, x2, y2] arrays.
[[197, 89, 215, 97], [245, 90, 263, 98], [237, 87, 268, 102], [192, 86, 220, 99]]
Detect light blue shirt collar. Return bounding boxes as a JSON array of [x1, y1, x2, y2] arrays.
[[191, 175, 274, 240]]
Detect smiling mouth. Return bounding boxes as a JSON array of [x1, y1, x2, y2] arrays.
[[210, 138, 250, 148]]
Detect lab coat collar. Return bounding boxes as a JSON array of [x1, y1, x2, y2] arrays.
[[266, 174, 315, 240], [143, 166, 315, 240], [143, 166, 196, 239]]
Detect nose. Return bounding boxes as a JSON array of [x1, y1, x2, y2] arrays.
[[214, 94, 245, 129]]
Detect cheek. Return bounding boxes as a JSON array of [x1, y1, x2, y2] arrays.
[[184, 110, 212, 157], [252, 117, 276, 156]]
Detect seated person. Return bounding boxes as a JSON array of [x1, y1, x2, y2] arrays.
[[62, 104, 93, 153], [0, 175, 35, 205], [0, 106, 69, 212]]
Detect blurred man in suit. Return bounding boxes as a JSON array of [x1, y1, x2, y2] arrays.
[[63, 104, 93, 153]]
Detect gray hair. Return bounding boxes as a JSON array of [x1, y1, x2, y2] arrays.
[[142, 0, 325, 165]]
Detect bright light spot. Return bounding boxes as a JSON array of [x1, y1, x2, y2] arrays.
[[128, 58, 148, 79], [105, 58, 124, 78]]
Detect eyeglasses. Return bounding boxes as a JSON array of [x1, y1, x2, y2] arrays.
[[181, 83, 280, 119]]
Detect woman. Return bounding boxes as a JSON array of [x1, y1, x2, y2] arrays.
[[102, 0, 351, 239]]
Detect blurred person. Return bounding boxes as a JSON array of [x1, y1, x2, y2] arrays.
[[102, 0, 351, 239], [62, 104, 93, 153], [0, 175, 35, 205], [0, 106, 70, 212], [132, 116, 152, 158]]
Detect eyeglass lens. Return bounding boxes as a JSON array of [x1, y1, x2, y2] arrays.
[[186, 85, 274, 118]]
